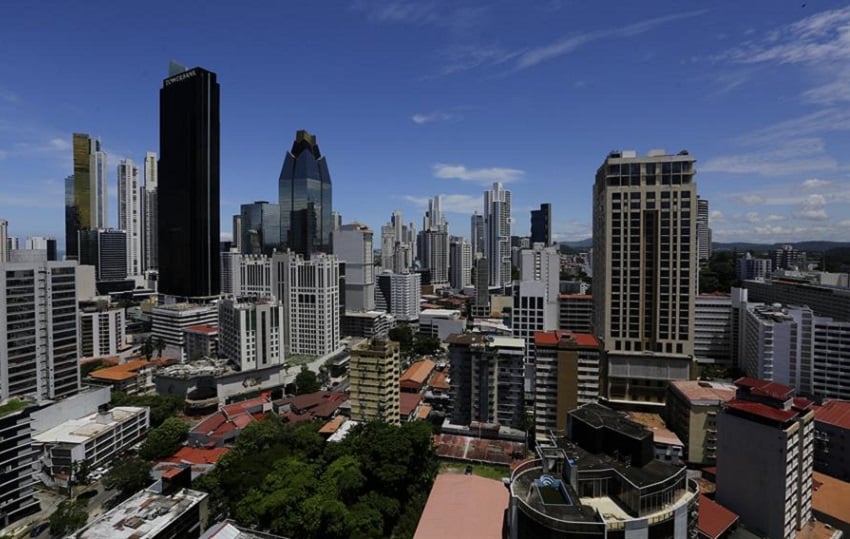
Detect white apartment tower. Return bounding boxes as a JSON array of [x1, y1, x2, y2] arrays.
[[80, 307, 126, 358], [449, 236, 472, 289], [513, 243, 560, 350], [118, 159, 143, 276], [696, 196, 712, 263], [484, 183, 511, 292], [274, 250, 341, 357], [592, 149, 697, 404], [334, 223, 375, 311], [375, 271, 421, 322], [143, 152, 158, 271], [0, 259, 80, 402], [218, 297, 285, 372]]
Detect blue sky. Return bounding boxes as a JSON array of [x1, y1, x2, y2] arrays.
[[1, 0, 849, 248]]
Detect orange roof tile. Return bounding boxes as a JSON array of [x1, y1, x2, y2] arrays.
[[416, 404, 432, 421], [401, 360, 436, 388], [812, 471, 850, 525], [400, 393, 423, 417], [163, 446, 229, 465], [185, 324, 218, 334], [697, 495, 738, 539], [429, 371, 450, 391], [814, 400, 850, 430], [319, 415, 346, 435], [88, 359, 151, 382], [533, 330, 599, 348]]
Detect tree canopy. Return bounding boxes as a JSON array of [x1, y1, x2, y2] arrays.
[[139, 417, 189, 460], [295, 367, 322, 395], [699, 251, 738, 294], [111, 392, 184, 428], [103, 457, 153, 497], [49, 500, 88, 537]]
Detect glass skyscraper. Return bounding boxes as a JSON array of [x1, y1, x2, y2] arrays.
[[65, 133, 107, 259], [158, 63, 220, 298], [278, 130, 333, 258]]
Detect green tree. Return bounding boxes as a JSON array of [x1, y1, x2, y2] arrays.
[[412, 333, 441, 357], [103, 458, 153, 497], [73, 459, 93, 485], [388, 325, 414, 357], [154, 337, 166, 358], [295, 367, 321, 395], [139, 417, 189, 460], [49, 500, 88, 537], [111, 392, 183, 428], [140, 337, 154, 361]]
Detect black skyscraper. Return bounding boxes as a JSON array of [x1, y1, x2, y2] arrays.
[[530, 203, 552, 246], [278, 130, 332, 258], [158, 64, 220, 298]]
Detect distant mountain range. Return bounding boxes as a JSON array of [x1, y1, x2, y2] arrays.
[[559, 239, 850, 253]]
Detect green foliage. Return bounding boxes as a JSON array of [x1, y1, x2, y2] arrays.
[[49, 500, 88, 536], [103, 457, 153, 497], [73, 459, 93, 485], [295, 367, 321, 395], [111, 391, 184, 428], [821, 247, 850, 272], [192, 417, 438, 539], [388, 325, 414, 356], [389, 325, 441, 358], [413, 333, 441, 357], [699, 251, 738, 294], [80, 360, 104, 377], [140, 337, 154, 361], [139, 417, 189, 460]]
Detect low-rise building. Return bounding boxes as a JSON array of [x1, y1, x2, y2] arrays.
[[86, 359, 155, 395], [34, 406, 149, 486], [811, 471, 850, 535], [184, 325, 219, 361], [151, 303, 218, 359], [274, 391, 349, 424], [813, 400, 850, 482], [418, 308, 464, 340], [80, 305, 126, 358], [188, 396, 272, 448], [400, 359, 436, 393], [341, 310, 395, 338], [665, 380, 737, 465]]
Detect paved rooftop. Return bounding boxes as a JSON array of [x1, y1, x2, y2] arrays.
[[414, 473, 508, 539]]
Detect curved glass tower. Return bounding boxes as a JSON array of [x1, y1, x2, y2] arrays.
[[278, 130, 332, 257]]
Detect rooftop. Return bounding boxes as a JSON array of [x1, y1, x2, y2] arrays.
[[558, 294, 592, 299], [429, 370, 450, 391], [419, 308, 461, 317], [73, 486, 207, 539], [88, 359, 152, 382], [201, 519, 290, 539], [161, 446, 230, 465], [0, 398, 30, 419], [34, 407, 147, 445], [698, 495, 738, 539], [669, 380, 737, 405], [812, 471, 850, 525], [734, 377, 795, 401], [414, 473, 508, 539], [400, 359, 436, 388], [185, 324, 218, 335], [534, 330, 600, 348], [724, 399, 799, 425], [627, 413, 683, 447], [795, 520, 842, 539], [400, 392, 423, 417], [813, 399, 850, 430], [570, 402, 649, 441]]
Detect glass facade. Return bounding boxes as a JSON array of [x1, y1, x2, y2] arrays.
[[240, 201, 281, 255], [278, 130, 333, 258]]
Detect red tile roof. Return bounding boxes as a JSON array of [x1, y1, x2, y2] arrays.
[[812, 471, 850, 525], [734, 377, 795, 400], [814, 400, 850, 430], [88, 359, 151, 382], [725, 399, 798, 424], [163, 446, 229, 465], [275, 391, 349, 421], [400, 360, 436, 390], [185, 324, 218, 334], [697, 495, 738, 539], [221, 395, 270, 417], [400, 392, 423, 417], [533, 330, 599, 348], [429, 371, 450, 391]]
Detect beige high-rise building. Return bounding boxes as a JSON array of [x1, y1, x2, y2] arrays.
[[349, 338, 400, 425], [592, 150, 697, 405]]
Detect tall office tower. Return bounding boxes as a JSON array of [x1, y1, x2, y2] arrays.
[[716, 378, 814, 539], [0, 259, 80, 402], [220, 251, 236, 294], [79, 306, 126, 357], [240, 201, 280, 255], [471, 257, 490, 317], [278, 130, 333, 258], [558, 293, 594, 333], [224, 253, 274, 298], [274, 251, 340, 356], [118, 159, 143, 276], [218, 297, 285, 372], [449, 236, 472, 289], [696, 196, 711, 263], [375, 271, 421, 322], [484, 182, 511, 292], [380, 223, 395, 272], [231, 214, 242, 252], [331, 211, 342, 232], [380, 211, 414, 273], [530, 203, 552, 246], [158, 63, 220, 298], [349, 338, 401, 425], [695, 293, 732, 368], [78, 229, 128, 282], [532, 330, 601, 440], [513, 244, 560, 363], [65, 133, 107, 259], [592, 150, 697, 404], [142, 152, 158, 271], [417, 196, 449, 285], [447, 333, 526, 429], [736, 253, 772, 281], [470, 212, 485, 257], [24, 237, 58, 261], [0, 219, 8, 263], [334, 223, 375, 311]]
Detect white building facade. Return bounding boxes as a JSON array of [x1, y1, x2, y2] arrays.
[[118, 159, 143, 276], [218, 297, 285, 372]]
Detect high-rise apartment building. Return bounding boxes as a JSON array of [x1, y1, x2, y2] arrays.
[[592, 149, 697, 404], [0, 399, 39, 528], [222, 253, 274, 298], [143, 152, 158, 271], [151, 303, 218, 357], [349, 338, 401, 425], [78, 229, 128, 282], [665, 380, 737, 465], [380, 210, 414, 273], [513, 243, 560, 352], [278, 130, 333, 258], [118, 159, 143, 276], [471, 257, 490, 317], [274, 250, 340, 356], [334, 223, 375, 311], [418, 196, 449, 285], [449, 236, 472, 289], [737, 253, 772, 282], [158, 63, 220, 298], [240, 201, 280, 256], [532, 330, 601, 440], [558, 294, 593, 334], [484, 183, 511, 292], [448, 333, 525, 429], [530, 203, 552, 246], [695, 293, 733, 367], [24, 236, 57, 261], [65, 133, 107, 259], [0, 260, 80, 402], [696, 196, 711, 263], [470, 211, 485, 257], [218, 297, 284, 372], [771, 244, 804, 271], [716, 377, 814, 539], [80, 306, 126, 358], [375, 271, 420, 322]]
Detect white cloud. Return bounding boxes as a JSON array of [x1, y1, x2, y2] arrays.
[[764, 214, 785, 222], [801, 178, 831, 190], [411, 111, 454, 125], [432, 163, 524, 185], [795, 193, 829, 220], [701, 138, 838, 176], [732, 194, 766, 206], [48, 138, 70, 151], [710, 210, 725, 222], [403, 194, 482, 214], [220, 232, 233, 242]]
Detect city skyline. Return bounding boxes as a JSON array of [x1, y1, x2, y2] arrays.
[[2, 2, 850, 246]]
